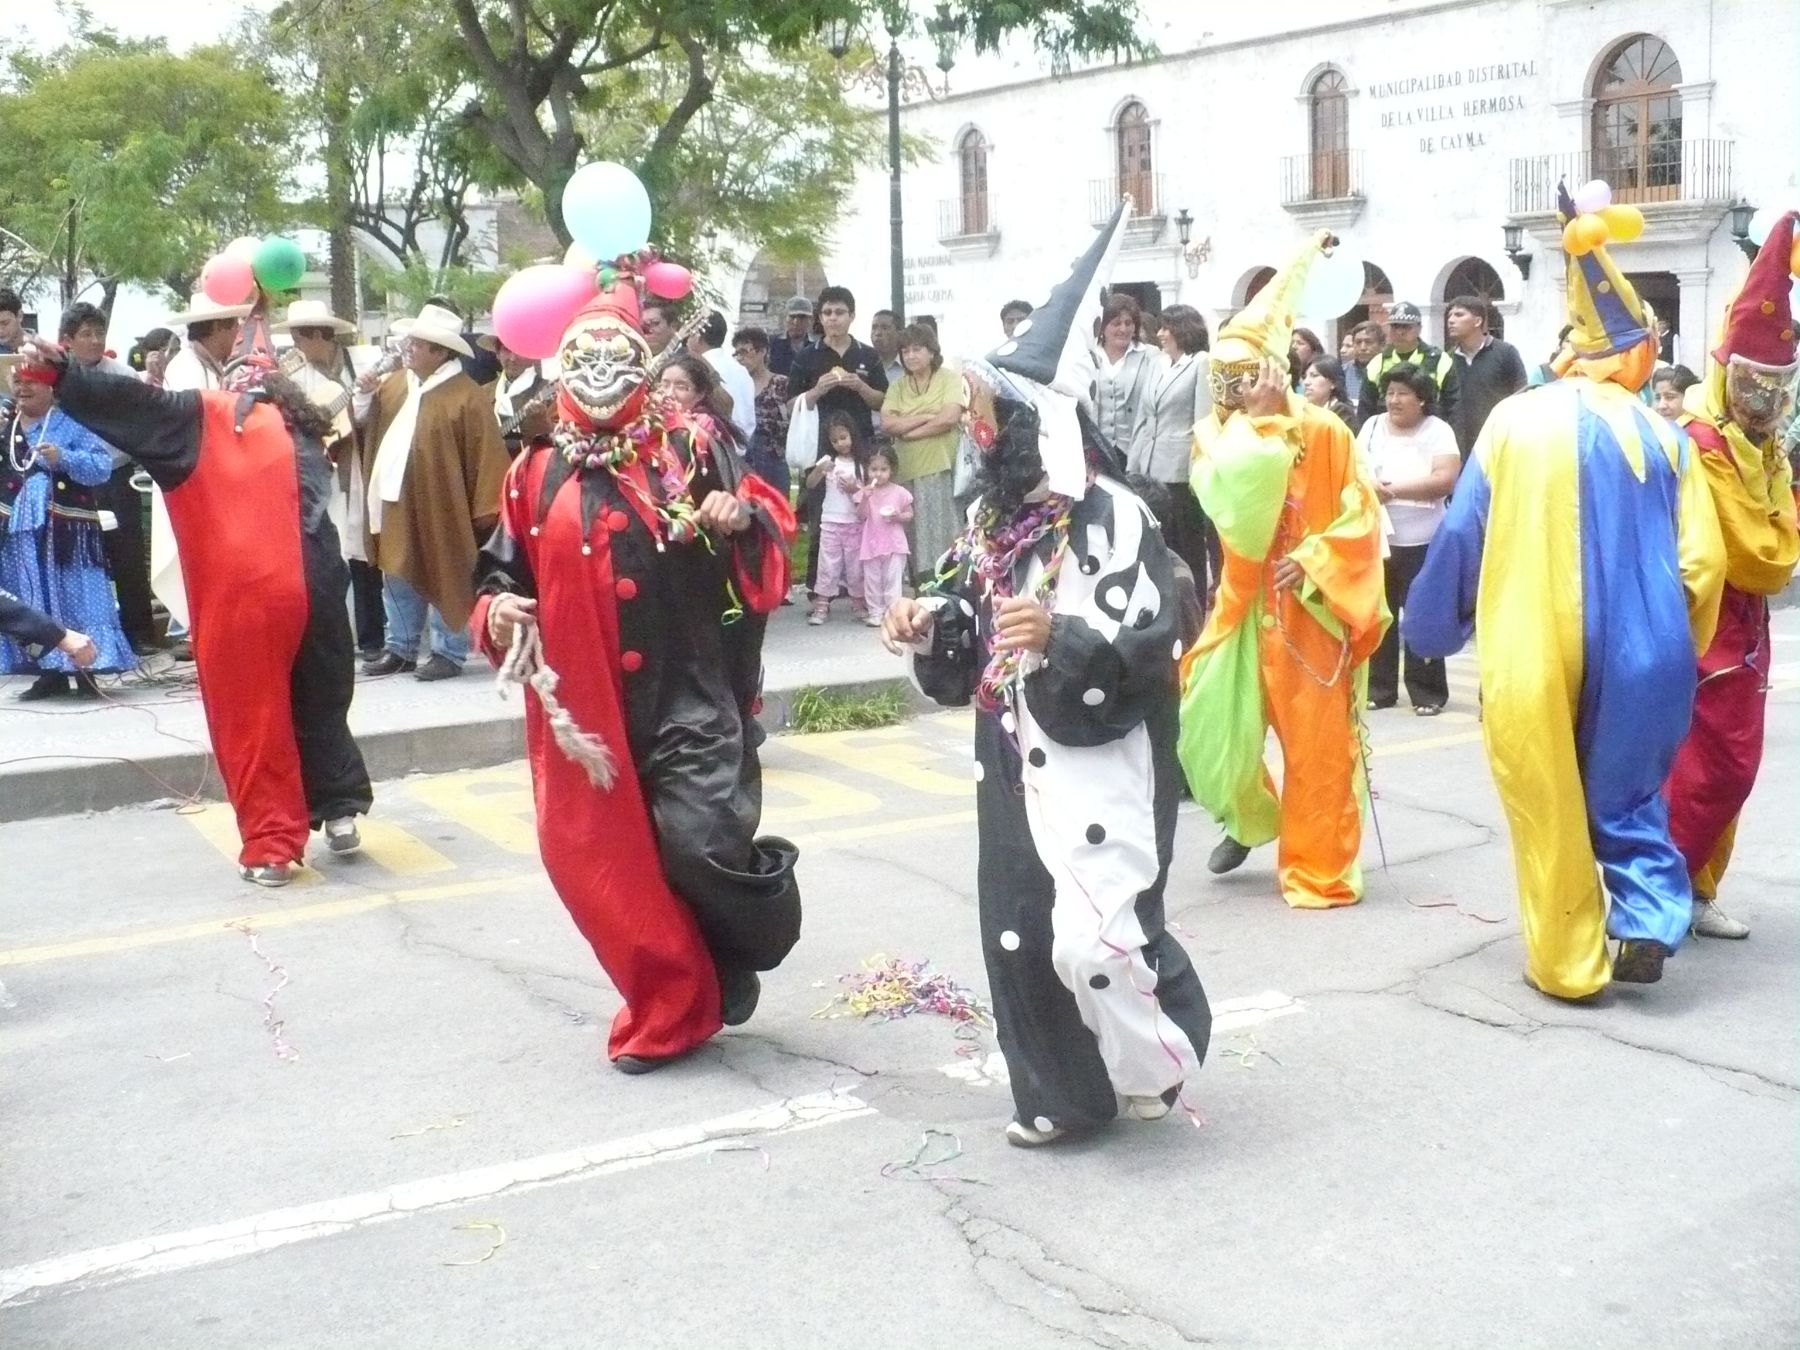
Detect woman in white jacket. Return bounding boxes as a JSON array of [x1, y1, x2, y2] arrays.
[[1093, 293, 1157, 451], [1128, 303, 1217, 597]]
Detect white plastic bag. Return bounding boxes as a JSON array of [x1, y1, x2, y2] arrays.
[[785, 395, 819, 472]]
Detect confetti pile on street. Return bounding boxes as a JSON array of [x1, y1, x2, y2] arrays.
[[813, 955, 991, 1030]]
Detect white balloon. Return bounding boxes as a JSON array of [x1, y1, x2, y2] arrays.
[[1747, 204, 1795, 249], [1572, 178, 1612, 215], [1299, 247, 1366, 319]]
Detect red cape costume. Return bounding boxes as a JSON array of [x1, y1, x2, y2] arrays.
[[470, 285, 800, 1066], [45, 361, 371, 866]]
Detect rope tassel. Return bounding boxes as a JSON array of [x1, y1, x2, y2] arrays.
[[497, 621, 617, 789]]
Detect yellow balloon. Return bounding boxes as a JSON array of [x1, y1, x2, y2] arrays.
[[1788, 237, 1800, 279], [1563, 218, 1595, 256], [1599, 204, 1644, 243], [564, 241, 596, 271]]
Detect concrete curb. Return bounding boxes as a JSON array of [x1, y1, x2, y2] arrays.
[[0, 675, 928, 824]]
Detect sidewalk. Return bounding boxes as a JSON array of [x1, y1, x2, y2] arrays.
[[0, 598, 910, 822]]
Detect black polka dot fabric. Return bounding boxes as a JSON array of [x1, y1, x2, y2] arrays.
[[1086, 823, 1106, 844], [1027, 748, 1046, 767], [1088, 973, 1110, 990]]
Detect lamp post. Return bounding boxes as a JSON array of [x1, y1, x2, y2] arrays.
[[824, 6, 961, 326]]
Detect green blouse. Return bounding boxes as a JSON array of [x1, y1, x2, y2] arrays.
[[881, 367, 964, 481]]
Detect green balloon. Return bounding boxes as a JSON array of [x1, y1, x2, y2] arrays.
[[252, 236, 307, 292]]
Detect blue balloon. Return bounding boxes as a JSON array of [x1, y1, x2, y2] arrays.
[[563, 161, 653, 262]]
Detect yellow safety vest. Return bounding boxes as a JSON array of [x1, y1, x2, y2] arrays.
[[1366, 344, 1453, 390]]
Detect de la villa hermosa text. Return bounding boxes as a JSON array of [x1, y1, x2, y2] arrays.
[[1370, 60, 1540, 153]]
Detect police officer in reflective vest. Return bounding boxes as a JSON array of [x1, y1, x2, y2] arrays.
[[1356, 299, 1462, 429]]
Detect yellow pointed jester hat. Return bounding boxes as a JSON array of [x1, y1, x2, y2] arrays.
[[1209, 229, 1332, 407]]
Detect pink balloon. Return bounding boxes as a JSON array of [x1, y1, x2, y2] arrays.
[[643, 260, 693, 300], [492, 264, 601, 360], [224, 235, 261, 263], [202, 253, 255, 306]]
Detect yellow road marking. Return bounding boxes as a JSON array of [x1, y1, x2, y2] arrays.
[[782, 724, 973, 797], [794, 808, 979, 848], [406, 765, 537, 855], [179, 804, 317, 886], [0, 877, 521, 968], [762, 768, 881, 826], [181, 804, 454, 878]]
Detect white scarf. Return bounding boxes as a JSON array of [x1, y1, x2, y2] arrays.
[[367, 361, 462, 535], [493, 365, 540, 421]]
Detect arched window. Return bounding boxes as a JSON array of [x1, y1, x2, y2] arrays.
[[1308, 69, 1350, 199], [1115, 101, 1155, 214], [1591, 35, 1683, 202], [1440, 258, 1507, 339], [957, 128, 989, 235]]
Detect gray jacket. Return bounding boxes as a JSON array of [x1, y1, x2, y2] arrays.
[[1128, 351, 1211, 484], [1092, 343, 1157, 453]]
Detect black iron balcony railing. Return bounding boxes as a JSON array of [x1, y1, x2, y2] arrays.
[[1508, 138, 1734, 214], [1281, 150, 1364, 205], [1089, 172, 1164, 225], [938, 195, 995, 240]]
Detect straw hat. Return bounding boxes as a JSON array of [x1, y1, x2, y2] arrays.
[[273, 299, 357, 337], [166, 301, 253, 328], [392, 303, 473, 358]]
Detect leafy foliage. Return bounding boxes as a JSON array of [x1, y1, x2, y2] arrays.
[[0, 36, 298, 305]]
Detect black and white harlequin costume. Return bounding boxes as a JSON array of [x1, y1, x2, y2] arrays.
[[910, 205, 1211, 1142]]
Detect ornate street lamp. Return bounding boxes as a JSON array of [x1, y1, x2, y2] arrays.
[[821, 16, 853, 60], [1729, 200, 1758, 261], [1502, 221, 1532, 281]]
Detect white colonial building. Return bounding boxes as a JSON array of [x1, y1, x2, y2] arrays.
[[728, 0, 1798, 374]]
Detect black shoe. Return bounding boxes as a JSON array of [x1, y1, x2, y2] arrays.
[[131, 638, 168, 657], [413, 653, 463, 682], [361, 651, 416, 676], [357, 646, 386, 664], [70, 673, 102, 700], [1208, 836, 1251, 875], [1366, 697, 1396, 711], [614, 1047, 697, 1076], [720, 970, 762, 1027], [170, 640, 194, 662], [1612, 939, 1671, 985], [15, 672, 66, 701]]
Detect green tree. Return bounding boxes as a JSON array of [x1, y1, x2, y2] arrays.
[[442, 0, 1148, 245], [0, 38, 298, 310]]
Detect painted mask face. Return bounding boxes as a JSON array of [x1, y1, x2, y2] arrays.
[[1725, 358, 1796, 435], [1208, 358, 1261, 412], [560, 314, 650, 425]]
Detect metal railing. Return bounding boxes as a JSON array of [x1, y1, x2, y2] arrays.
[[938, 196, 995, 240], [1280, 150, 1364, 205], [1089, 172, 1164, 225], [1507, 139, 1734, 214]]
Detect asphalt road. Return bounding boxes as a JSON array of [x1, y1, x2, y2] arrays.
[[3, 634, 1796, 1350]]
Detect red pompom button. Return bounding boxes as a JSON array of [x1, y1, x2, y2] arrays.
[[607, 510, 630, 532], [620, 650, 644, 673], [616, 577, 638, 600]]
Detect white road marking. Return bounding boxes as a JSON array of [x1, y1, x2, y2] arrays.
[[0, 1090, 872, 1308], [939, 991, 1304, 1088]]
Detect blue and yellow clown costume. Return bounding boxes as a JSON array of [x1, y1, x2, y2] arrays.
[[1404, 183, 1725, 999]]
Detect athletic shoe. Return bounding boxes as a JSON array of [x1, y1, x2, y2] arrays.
[[807, 607, 827, 626], [325, 817, 362, 856], [1612, 939, 1671, 984], [239, 862, 294, 888], [1004, 1117, 1069, 1148], [1125, 1085, 1181, 1121], [1414, 704, 1444, 717], [1207, 837, 1251, 875], [1691, 901, 1749, 940]]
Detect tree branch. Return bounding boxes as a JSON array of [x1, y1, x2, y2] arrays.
[[645, 34, 714, 168]]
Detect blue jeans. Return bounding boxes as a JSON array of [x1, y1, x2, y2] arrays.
[[382, 572, 467, 665]]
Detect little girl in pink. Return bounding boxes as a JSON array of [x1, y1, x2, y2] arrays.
[[855, 442, 912, 626]]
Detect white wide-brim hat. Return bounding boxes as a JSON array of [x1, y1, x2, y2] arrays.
[[393, 304, 473, 358], [166, 301, 253, 328], [273, 299, 357, 336]]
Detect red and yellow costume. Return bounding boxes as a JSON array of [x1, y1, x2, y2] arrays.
[[1178, 233, 1388, 907], [1666, 211, 1800, 918]]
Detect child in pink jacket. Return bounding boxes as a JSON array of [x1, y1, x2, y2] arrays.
[[854, 442, 913, 627]]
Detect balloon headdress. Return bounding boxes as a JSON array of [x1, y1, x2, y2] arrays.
[[1555, 179, 1651, 361], [489, 161, 699, 432]]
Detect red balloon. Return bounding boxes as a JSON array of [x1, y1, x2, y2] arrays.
[[201, 253, 255, 306], [643, 261, 693, 300]]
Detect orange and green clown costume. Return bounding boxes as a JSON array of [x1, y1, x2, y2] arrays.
[[1666, 210, 1800, 905], [1177, 232, 1388, 909], [1404, 185, 1726, 999]]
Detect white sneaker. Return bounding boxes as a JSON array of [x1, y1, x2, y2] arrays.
[[325, 816, 362, 856], [1125, 1087, 1179, 1121], [1691, 900, 1749, 940], [1004, 1117, 1067, 1148], [239, 862, 294, 888]]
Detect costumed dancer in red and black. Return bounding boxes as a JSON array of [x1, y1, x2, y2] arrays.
[[471, 252, 801, 1074], [18, 323, 373, 888]]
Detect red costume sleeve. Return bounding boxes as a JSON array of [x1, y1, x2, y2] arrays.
[[732, 472, 795, 615]]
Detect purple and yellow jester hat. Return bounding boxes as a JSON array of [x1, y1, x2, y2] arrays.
[[1555, 179, 1651, 360]]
